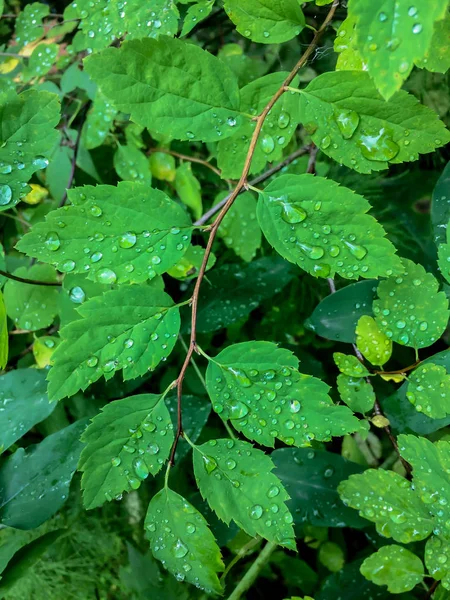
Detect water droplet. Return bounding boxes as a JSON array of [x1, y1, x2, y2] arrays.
[[261, 134, 275, 154], [226, 458, 237, 470], [412, 23, 422, 34], [281, 200, 307, 224], [44, 231, 61, 251], [343, 241, 367, 260], [91, 251, 103, 263], [227, 366, 252, 387], [87, 356, 98, 367], [202, 455, 218, 474], [290, 400, 301, 413], [61, 259, 76, 273], [227, 116, 237, 127], [69, 286, 85, 304], [0, 184, 12, 205], [111, 456, 121, 467], [358, 127, 399, 161], [119, 231, 137, 249], [408, 6, 418, 17], [133, 457, 149, 479], [186, 522, 196, 534], [396, 319, 406, 329], [97, 268, 117, 284], [278, 111, 290, 129], [379, 11, 388, 21], [250, 504, 263, 519], [229, 400, 249, 419], [90, 205, 102, 217], [321, 135, 331, 149], [334, 109, 360, 139], [33, 156, 49, 169], [267, 486, 280, 498], [172, 539, 188, 558], [142, 420, 156, 432]]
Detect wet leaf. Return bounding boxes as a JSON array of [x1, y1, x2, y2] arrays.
[[113, 144, 152, 184], [406, 362, 450, 418], [416, 13, 450, 74], [337, 374, 375, 414], [360, 545, 423, 593], [356, 315, 392, 366], [425, 535, 450, 590], [181, 1, 215, 36], [167, 245, 216, 280], [0, 289, 7, 369], [431, 161, 450, 246], [217, 191, 262, 262]]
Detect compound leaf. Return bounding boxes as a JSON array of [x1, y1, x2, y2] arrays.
[[360, 545, 424, 593], [356, 315, 392, 366], [337, 374, 375, 414], [406, 363, 450, 419]]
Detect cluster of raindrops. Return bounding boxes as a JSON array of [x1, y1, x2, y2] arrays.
[[426, 536, 450, 581], [0, 156, 49, 208], [84, 96, 117, 148], [26, 44, 58, 78], [14, 3, 48, 47], [406, 363, 450, 418]]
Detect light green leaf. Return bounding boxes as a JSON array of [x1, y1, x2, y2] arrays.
[[82, 93, 118, 149], [145, 488, 224, 594], [224, 0, 305, 44], [425, 536, 450, 590], [349, 0, 448, 99], [85, 37, 242, 143], [0, 420, 87, 529], [78, 394, 173, 509], [167, 245, 216, 280], [114, 144, 152, 184], [149, 151, 176, 182], [356, 315, 392, 366], [334, 16, 365, 71], [181, 1, 215, 36], [0, 289, 7, 369], [217, 72, 300, 178], [217, 191, 261, 262], [21, 43, 59, 81], [360, 545, 424, 593], [193, 438, 296, 549], [48, 285, 180, 401], [337, 375, 375, 414], [416, 13, 450, 73], [257, 174, 403, 280], [319, 541, 345, 573], [373, 259, 449, 348], [3, 264, 59, 331], [338, 469, 434, 543], [297, 71, 450, 173], [0, 369, 56, 453], [206, 341, 362, 447], [14, 2, 49, 49], [17, 182, 192, 285], [0, 89, 60, 211], [406, 363, 450, 418], [175, 163, 202, 220], [333, 353, 370, 377]]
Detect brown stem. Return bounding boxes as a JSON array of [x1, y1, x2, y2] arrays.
[[0, 269, 61, 286], [169, 1, 340, 465], [306, 142, 319, 174], [424, 580, 439, 599], [148, 147, 224, 179]]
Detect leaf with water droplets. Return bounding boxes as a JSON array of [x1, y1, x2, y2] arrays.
[[333, 353, 370, 378], [224, 0, 305, 44], [337, 375, 375, 414], [0, 289, 7, 369], [406, 363, 450, 419], [82, 92, 118, 149], [373, 258, 449, 349], [356, 315, 392, 367], [193, 438, 296, 549], [85, 37, 242, 142], [145, 488, 224, 594], [14, 2, 49, 49], [17, 181, 192, 285], [334, 15, 365, 71], [0, 419, 87, 529], [59, 273, 111, 327], [338, 468, 434, 543], [3, 264, 59, 332], [425, 535, 450, 590], [181, 0, 215, 36], [0, 88, 59, 211], [206, 341, 362, 447], [78, 393, 173, 509], [297, 71, 450, 173], [257, 174, 402, 280], [113, 144, 152, 184], [349, 0, 448, 99], [21, 43, 59, 82], [48, 285, 180, 401], [360, 545, 424, 593], [216, 191, 262, 262]]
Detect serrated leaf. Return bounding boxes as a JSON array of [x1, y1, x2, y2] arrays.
[[416, 13, 450, 74], [206, 341, 362, 447], [82, 93, 117, 149], [48, 285, 180, 401], [349, 0, 448, 99], [216, 191, 261, 262], [175, 163, 202, 220], [0, 419, 86, 529], [144, 488, 224, 594], [337, 374, 375, 413], [59, 272, 111, 327], [3, 264, 59, 331], [17, 182, 192, 285], [406, 363, 450, 418], [338, 469, 434, 543], [224, 0, 305, 44], [373, 258, 449, 348], [432, 161, 450, 246], [360, 546, 424, 593], [257, 174, 402, 280], [193, 438, 296, 549], [181, 1, 215, 36], [425, 536, 450, 590], [0, 89, 60, 210], [85, 37, 242, 143], [0, 289, 7, 369], [14, 2, 49, 49], [334, 353, 370, 377], [0, 369, 56, 453], [114, 144, 152, 184], [356, 315, 392, 366], [78, 394, 173, 509], [297, 71, 450, 173]]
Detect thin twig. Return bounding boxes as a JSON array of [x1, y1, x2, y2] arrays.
[[148, 147, 224, 179], [0, 269, 61, 286], [169, 2, 340, 465], [221, 536, 262, 585], [306, 142, 319, 174], [424, 580, 439, 599]]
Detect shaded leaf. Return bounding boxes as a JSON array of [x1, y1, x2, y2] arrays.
[[0, 289, 7, 369], [416, 13, 450, 74], [14, 2, 49, 49], [181, 1, 215, 36], [166, 394, 211, 461], [431, 161, 450, 246]]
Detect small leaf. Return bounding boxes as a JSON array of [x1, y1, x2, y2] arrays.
[[425, 536, 450, 590], [193, 438, 296, 549], [48, 285, 180, 401], [356, 315, 392, 366], [181, 1, 215, 36], [216, 191, 262, 262], [21, 43, 59, 81], [82, 93, 118, 149], [114, 144, 152, 184], [370, 415, 390, 428], [149, 152, 176, 182], [144, 488, 224, 594], [78, 394, 174, 509], [22, 183, 48, 205], [175, 163, 202, 220], [257, 175, 403, 280], [318, 541, 345, 573], [337, 375, 375, 414], [333, 353, 370, 377], [379, 373, 406, 383], [360, 546, 424, 593], [32, 336, 60, 368], [373, 258, 449, 348], [406, 363, 450, 418]]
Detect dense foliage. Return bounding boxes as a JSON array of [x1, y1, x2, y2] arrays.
[[0, 1, 450, 598]]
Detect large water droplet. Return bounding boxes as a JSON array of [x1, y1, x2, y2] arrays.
[[343, 240, 367, 260], [61, 259, 76, 273], [228, 400, 249, 419], [281, 200, 307, 224], [277, 111, 290, 129], [133, 457, 149, 479], [69, 286, 85, 304], [227, 366, 252, 387], [334, 109, 360, 139], [97, 268, 117, 284], [172, 539, 188, 558], [357, 127, 399, 161], [0, 184, 12, 205], [261, 134, 275, 154], [119, 231, 137, 249], [250, 504, 263, 519], [44, 231, 61, 251], [203, 455, 218, 474]]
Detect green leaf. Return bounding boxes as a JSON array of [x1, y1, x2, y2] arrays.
[[59, 272, 110, 327], [149, 151, 176, 182], [21, 43, 59, 81], [349, 0, 448, 99], [257, 174, 402, 280], [224, 0, 305, 44], [297, 71, 450, 173], [114, 144, 152, 184], [82, 93, 118, 149], [193, 438, 296, 549], [334, 16, 365, 71], [48, 285, 180, 401], [206, 341, 362, 447], [17, 182, 192, 285], [175, 163, 202, 220], [406, 363, 450, 418], [0, 419, 86, 529], [431, 161, 450, 246], [333, 353, 370, 377], [0, 289, 7, 369], [373, 258, 449, 348], [46, 143, 73, 203], [337, 374, 375, 414], [85, 37, 242, 143], [216, 191, 261, 262], [167, 245, 216, 280], [356, 315, 392, 366], [181, 1, 215, 36], [3, 264, 59, 331], [0, 89, 60, 211], [338, 468, 434, 543], [14, 2, 49, 49], [360, 545, 423, 593], [78, 393, 173, 509], [166, 394, 211, 461], [416, 13, 450, 74], [0, 369, 56, 453], [306, 280, 378, 343], [425, 536, 450, 590], [145, 488, 224, 594], [319, 541, 345, 573], [272, 447, 367, 529]]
